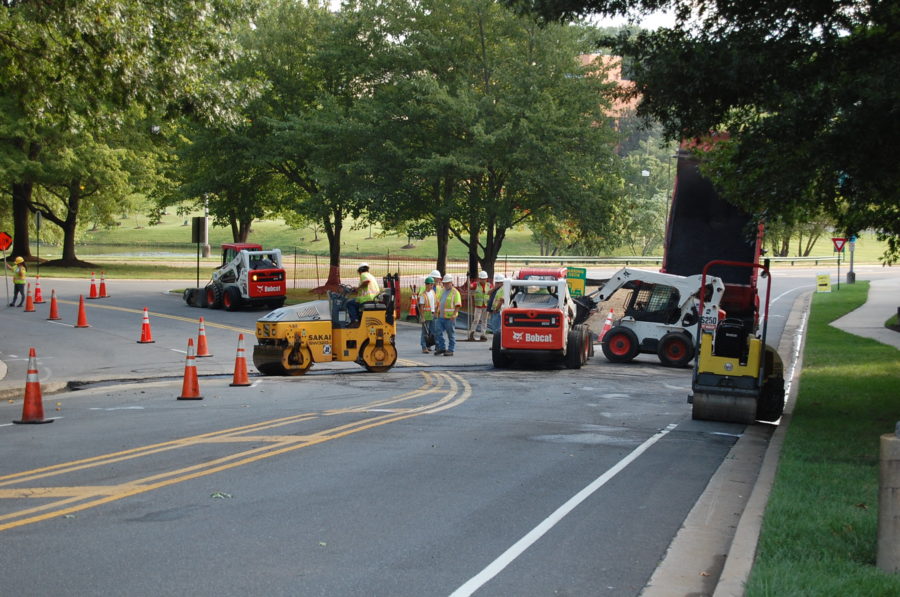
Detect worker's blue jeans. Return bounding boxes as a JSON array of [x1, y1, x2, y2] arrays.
[[434, 317, 456, 352]]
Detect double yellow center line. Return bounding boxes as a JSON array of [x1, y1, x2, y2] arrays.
[[0, 371, 471, 532]]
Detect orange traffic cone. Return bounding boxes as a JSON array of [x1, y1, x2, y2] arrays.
[[87, 271, 99, 299], [230, 334, 252, 387], [137, 307, 155, 343], [177, 338, 203, 400], [75, 294, 90, 328], [23, 283, 35, 312], [406, 290, 419, 321], [98, 271, 109, 298], [599, 309, 614, 342], [33, 276, 44, 303], [47, 289, 61, 321], [196, 317, 212, 357], [13, 347, 53, 424]]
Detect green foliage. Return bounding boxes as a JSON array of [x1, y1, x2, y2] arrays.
[[746, 283, 900, 596]]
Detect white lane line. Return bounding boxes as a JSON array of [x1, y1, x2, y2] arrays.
[[771, 284, 814, 304], [449, 422, 679, 597]]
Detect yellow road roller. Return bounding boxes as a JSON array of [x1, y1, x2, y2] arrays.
[[253, 278, 398, 375], [689, 260, 785, 423]]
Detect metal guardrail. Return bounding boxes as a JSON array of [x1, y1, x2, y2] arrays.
[[499, 255, 840, 267]]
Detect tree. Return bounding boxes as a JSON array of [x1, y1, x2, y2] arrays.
[[510, 0, 900, 263], [1, 0, 257, 262], [362, 0, 625, 276]]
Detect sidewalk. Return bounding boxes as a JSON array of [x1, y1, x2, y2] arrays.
[[831, 276, 900, 350]]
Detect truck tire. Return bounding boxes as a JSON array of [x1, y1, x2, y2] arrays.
[[206, 283, 224, 309], [223, 286, 242, 311], [565, 329, 584, 369], [602, 327, 639, 363], [491, 332, 512, 368], [183, 288, 196, 307], [657, 332, 694, 368], [574, 324, 591, 364]]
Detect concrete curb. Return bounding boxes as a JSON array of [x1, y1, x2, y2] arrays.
[[712, 290, 810, 596], [641, 290, 811, 597]]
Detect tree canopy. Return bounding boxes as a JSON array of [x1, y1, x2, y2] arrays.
[[512, 0, 900, 262]]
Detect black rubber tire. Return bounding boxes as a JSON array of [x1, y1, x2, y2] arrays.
[[602, 326, 640, 363], [657, 332, 695, 368], [756, 375, 785, 422], [223, 286, 242, 311], [183, 288, 195, 306], [565, 329, 584, 369], [574, 324, 591, 364], [491, 332, 512, 368], [206, 283, 224, 309]]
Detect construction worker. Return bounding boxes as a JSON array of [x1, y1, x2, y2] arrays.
[[347, 262, 380, 322], [487, 273, 505, 334], [434, 274, 461, 356], [468, 270, 490, 341], [419, 276, 437, 353], [6, 256, 26, 307]]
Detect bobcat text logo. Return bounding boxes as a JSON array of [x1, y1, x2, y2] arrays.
[[262, 285, 282, 292], [526, 333, 552, 342]]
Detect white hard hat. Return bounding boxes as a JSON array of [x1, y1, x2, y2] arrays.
[[429, 269, 441, 279], [478, 271, 488, 279], [442, 274, 453, 283], [358, 262, 369, 271], [494, 273, 504, 282]]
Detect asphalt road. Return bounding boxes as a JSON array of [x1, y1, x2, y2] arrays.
[[0, 266, 883, 596]]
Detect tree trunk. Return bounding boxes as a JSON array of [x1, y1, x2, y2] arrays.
[[11, 183, 33, 259], [316, 204, 343, 292]]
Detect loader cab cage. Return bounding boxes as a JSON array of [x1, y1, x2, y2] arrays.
[[622, 281, 682, 325]]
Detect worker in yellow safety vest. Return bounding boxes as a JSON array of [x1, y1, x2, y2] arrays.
[[468, 270, 490, 341], [348, 262, 381, 322], [434, 274, 462, 356], [6, 256, 26, 307]]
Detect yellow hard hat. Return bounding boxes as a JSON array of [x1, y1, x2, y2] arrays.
[[14, 257, 24, 264]]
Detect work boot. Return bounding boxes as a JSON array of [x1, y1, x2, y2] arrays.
[[443, 351, 454, 356], [479, 336, 487, 342], [421, 347, 430, 353], [467, 332, 474, 341], [434, 349, 445, 356]]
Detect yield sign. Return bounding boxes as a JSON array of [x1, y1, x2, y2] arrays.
[[0, 231, 12, 252], [832, 237, 848, 252]]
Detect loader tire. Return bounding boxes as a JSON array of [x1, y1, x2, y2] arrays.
[[657, 332, 694, 368], [565, 329, 584, 369], [206, 283, 224, 309], [491, 333, 512, 369], [602, 327, 639, 363], [223, 286, 242, 311]]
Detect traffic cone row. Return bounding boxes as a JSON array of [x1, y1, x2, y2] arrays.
[[599, 308, 615, 342], [177, 338, 203, 400], [230, 334, 251, 387], [75, 295, 90, 328], [98, 272, 109, 298], [47, 289, 61, 320], [13, 348, 52, 425]]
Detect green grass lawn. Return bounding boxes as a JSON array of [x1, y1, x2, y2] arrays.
[[746, 282, 900, 596], [31, 209, 891, 264]]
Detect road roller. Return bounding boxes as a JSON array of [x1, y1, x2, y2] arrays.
[[689, 260, 785, 423], [253, 277, 398, 375]]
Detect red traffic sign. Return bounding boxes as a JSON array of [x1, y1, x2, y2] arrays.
[[0, 231, 12, 252], [832, 237, 848, 252]]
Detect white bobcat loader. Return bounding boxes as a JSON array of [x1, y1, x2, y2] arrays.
[[184, 243, 287, 311], [591, 268, 726, 367]]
